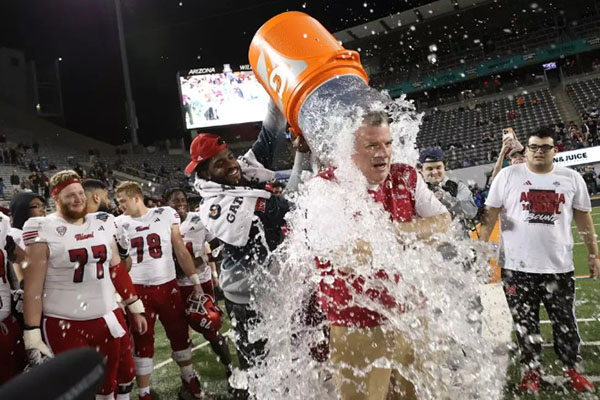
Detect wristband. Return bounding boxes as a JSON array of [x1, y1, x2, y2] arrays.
[[588, 254, 600, 260], [189, 273, 201, 285], [23, 324, 40, 331], [127, 298, 145, 314]]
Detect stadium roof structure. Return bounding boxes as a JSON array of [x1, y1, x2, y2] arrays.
[[333, 0, 492, 45]]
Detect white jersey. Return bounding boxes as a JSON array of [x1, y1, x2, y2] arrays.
[[22, 212, 119, 320], [178, 212, 214, 286], [486, 163, 591, 274], [115, 207, 180, 286], [0, 213, 12, 322]]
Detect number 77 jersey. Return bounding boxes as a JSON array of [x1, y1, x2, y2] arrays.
[[114, 207, 180, 286], [22, 212, 119, 320]]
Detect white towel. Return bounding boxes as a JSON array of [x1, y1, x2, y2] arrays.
[[103, 310, 126, 339]]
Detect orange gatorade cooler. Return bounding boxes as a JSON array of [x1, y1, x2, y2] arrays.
[[470, 221, 501, 283], [249, 11, 387, 157]]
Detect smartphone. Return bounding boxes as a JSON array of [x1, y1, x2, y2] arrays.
[[502, 127, 524, 152]]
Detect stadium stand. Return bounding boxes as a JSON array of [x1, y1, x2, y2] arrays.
[[565, 76, 600, 115], [417, 86, 562, 167]]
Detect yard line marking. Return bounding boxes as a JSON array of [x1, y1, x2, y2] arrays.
[[154, 329, 232, 371], [543, 341, 600, 347], [540, 318, 598, 324]]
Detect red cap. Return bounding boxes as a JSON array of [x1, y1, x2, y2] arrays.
[[185, 134, 227, 175]]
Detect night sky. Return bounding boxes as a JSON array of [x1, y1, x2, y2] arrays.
[[0, 0, 426, 146]]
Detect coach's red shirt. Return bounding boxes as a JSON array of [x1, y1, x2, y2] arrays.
[[316, 163, 446, 327]]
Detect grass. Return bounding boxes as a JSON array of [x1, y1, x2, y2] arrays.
[[131, 209, 600, 400]]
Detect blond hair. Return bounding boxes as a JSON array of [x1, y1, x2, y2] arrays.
[[362, 110, 389, 127], [115, 181, 143, 199], [50, 170, 81, 193]]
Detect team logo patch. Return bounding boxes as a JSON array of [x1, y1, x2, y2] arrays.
[[154, 218, 161, 223], [56, 226, 67, 236], [209, 204, 221, 220], [96, 213, 109, 222], [553, 181, 561, 186], [255, 198, 266, 212], [154, 208, 165, 214], [191, 216, 200, 223], [122, 223, 130, 230]]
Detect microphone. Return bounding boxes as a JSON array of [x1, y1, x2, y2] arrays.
[[0, 348, 105, 400]]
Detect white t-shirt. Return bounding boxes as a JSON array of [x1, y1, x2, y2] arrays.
[[414, 174, 449, 218], [178, 212, 214, 286], [0, 213, 12, 322], [115, 207, 180, 286], [485, 163, 591, 274], [22, 212, 119, 320]]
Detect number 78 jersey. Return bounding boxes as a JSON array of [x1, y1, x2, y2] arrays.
[[115, 207, 180, 286], [22, 212, 118, 320]]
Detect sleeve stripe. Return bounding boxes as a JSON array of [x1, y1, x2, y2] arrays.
[[23, 231, 39, 244]]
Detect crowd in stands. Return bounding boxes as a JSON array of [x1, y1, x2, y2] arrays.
[[437, 96, 600, 170]]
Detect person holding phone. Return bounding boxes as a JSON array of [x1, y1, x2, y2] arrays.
[[491, 127, 525, 182]]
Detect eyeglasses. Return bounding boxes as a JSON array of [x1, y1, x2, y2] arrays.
[[527, 144, 555, 153], [29, 203, 46, 210]]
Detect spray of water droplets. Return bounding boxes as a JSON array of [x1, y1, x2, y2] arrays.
[[231, 82, 508, 399]]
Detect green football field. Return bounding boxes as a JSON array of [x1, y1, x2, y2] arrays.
[[132, 209, 600, 400]]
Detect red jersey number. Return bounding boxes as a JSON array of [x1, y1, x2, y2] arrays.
[[130, 233, 163, 263], [70, 245, 107, 283]]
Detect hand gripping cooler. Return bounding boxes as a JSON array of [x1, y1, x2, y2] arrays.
[[249, 12, 386, 157]]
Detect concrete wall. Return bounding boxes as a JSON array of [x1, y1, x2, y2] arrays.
[[446, 162, 494, 187]]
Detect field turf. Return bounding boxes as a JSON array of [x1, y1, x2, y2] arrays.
[[132, 208, 600, 399]]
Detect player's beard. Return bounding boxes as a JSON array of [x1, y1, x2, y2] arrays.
[[98, 201, 112, 213], [58, 199, 87, 220]]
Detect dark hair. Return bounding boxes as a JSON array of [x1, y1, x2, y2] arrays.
[[527, 127, 556, 145], [81, 178, 107, 192], [163, 187, 186, 202], [272, 181, 286, 189]]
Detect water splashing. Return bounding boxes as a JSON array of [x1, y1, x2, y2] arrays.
[[235, 83, 506, 399]]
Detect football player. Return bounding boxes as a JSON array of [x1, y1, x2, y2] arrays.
[[83, 178, 137, 400], [114, 181, 209, 400], [0, 209, 26, 385], [22, 170, 147, 400], [165, 188, 233, 379]]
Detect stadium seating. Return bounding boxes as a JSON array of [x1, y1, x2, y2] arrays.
[[565, 77, 600, 115], [417, 87, 562, 166]]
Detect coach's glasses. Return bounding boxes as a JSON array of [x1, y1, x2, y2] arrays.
[[527, 144, 555, 153]]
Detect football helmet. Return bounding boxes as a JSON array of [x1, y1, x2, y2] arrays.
[[186, 292, 223, 335]]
